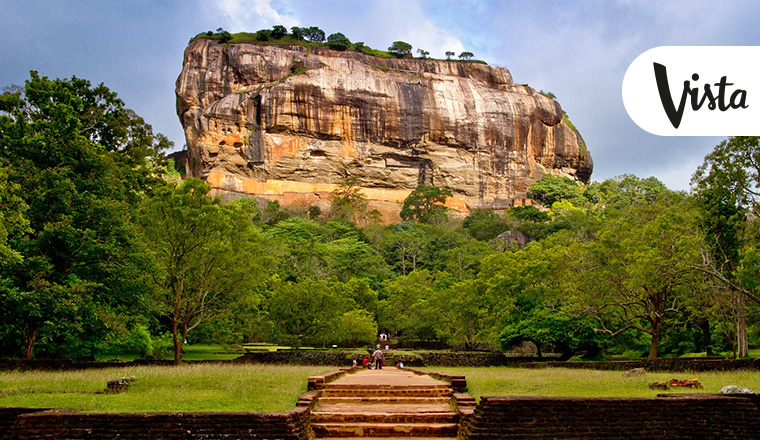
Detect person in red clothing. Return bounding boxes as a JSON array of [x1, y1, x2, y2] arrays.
[[362, 357, 370, 368]]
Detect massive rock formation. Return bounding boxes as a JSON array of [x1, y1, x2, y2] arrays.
[[176, 38, 592, 221]]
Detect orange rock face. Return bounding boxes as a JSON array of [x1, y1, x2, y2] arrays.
[[176, 39, 592, 221]]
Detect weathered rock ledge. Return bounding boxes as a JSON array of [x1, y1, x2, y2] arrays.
[[176, 39, 593, 221]]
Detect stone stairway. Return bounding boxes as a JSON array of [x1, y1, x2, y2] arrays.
[[311, 368, 459, 439]]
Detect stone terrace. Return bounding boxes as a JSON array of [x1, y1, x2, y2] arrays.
[[311, 367, 462, 440]]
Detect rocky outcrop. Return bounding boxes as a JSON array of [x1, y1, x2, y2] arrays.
[[176, 39, 592, 221]]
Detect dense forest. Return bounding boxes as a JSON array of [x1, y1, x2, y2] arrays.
[[1, 73, 758, 364]]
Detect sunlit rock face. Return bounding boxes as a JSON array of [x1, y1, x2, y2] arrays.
[[176, 39, 592, 221]]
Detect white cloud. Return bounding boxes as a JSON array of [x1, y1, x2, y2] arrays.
[[213, 0, 299, 32]]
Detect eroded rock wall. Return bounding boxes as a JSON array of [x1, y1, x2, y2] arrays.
[[176, 39, 593, 221]]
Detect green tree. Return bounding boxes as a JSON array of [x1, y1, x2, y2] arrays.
[[529, 174, 586, 207], [291, 26, 304, 40], [416, 48, 430, 59], [378, 270, 438, 343], [0, 72, 167, 359], [327, 32, 351, 51], [303, 26, 326, 43], [461, 209, 509, 242], [445, 51, 455, 60], [335, 309, 377, 347], [255, 29, 272, 41], [271, 25, 288, 39], [388, 41, 412, 57], [575, 192, 702, 359], [0, 167, 28, 264], [400, 185, 452, 224], [458, 51, 474, 60], [137, 178, 269, 364], [263, 279, 352, 346], [691, 136, 760, 357], [329, 177, 378, 226]]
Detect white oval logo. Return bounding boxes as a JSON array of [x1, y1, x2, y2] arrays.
[[622, 46, 760, 136]]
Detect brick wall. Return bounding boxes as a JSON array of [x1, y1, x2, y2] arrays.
[[515, 358, 760, 372], [3, 407, 313, 440], [460, 394, 760, 439], [0, 408, 50, 439]]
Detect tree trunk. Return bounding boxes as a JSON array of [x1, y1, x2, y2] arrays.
[[698, 319, 713, 357], [172, 319, 182, 366], [736, 292, 748, 358], [22, 321, 41, 360], [649, 317, 661, 360]]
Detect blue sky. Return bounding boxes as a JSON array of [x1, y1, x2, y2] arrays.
[[2, 0, 759, 190]]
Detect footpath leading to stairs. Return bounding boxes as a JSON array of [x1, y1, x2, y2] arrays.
[[310, 367, 466, 440]]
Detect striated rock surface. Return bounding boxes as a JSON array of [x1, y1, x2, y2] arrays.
[[176, 39, 592, 221]]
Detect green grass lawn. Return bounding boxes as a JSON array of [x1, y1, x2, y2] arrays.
[[0, 363, 335, 412], [426, 367, 760, 399]]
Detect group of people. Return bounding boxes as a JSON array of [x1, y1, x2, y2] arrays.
[[352, 343, 403, 370]]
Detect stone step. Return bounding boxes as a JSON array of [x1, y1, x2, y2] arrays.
[[312, 423, 458, 438], [324, 383, 451, 390], [318, 438, 455, 440], [312, 412, 459, 424], [318, 396, 452, 406], [316, 402, 453, 415], [321, 388, 453, 398]]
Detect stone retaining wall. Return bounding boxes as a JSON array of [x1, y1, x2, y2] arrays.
[[461, 394, 760, 439], [515, 358, 760, 372], [3, 354, 759, 372], [2, 408, 312, 440]]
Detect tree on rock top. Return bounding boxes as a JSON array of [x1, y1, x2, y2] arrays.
[[388, 41, 412, 58], [327, 32, 351, 51], [400, 185, 453, 224]]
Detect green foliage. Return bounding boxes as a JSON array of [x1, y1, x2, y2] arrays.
[[0, 72, 167, 359], [529, 174, 586, 207], [326, 32, 351, 51], [575, 192, 702, 359], [461, 209, 509, 241], [329, 177, 371, 225], [335, 309, 378, 347], [388, 41, 413, 57], [271, 25, 287, 40], [136, 178, 270, 364], [303, 26, 326, 43], [399, 185, 452, 224], [459, 51, 474, 60], [263, 279, 354, 346], [290, 26, 304, 40]]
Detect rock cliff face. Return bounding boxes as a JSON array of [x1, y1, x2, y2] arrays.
[[176, 39, 592, 221]]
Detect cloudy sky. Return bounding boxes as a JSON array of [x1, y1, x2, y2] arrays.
[[2, 0, 758, 190]]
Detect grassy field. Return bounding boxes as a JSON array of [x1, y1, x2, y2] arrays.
[[426, 367, 760, 399], [0, 363, 336, 412]]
